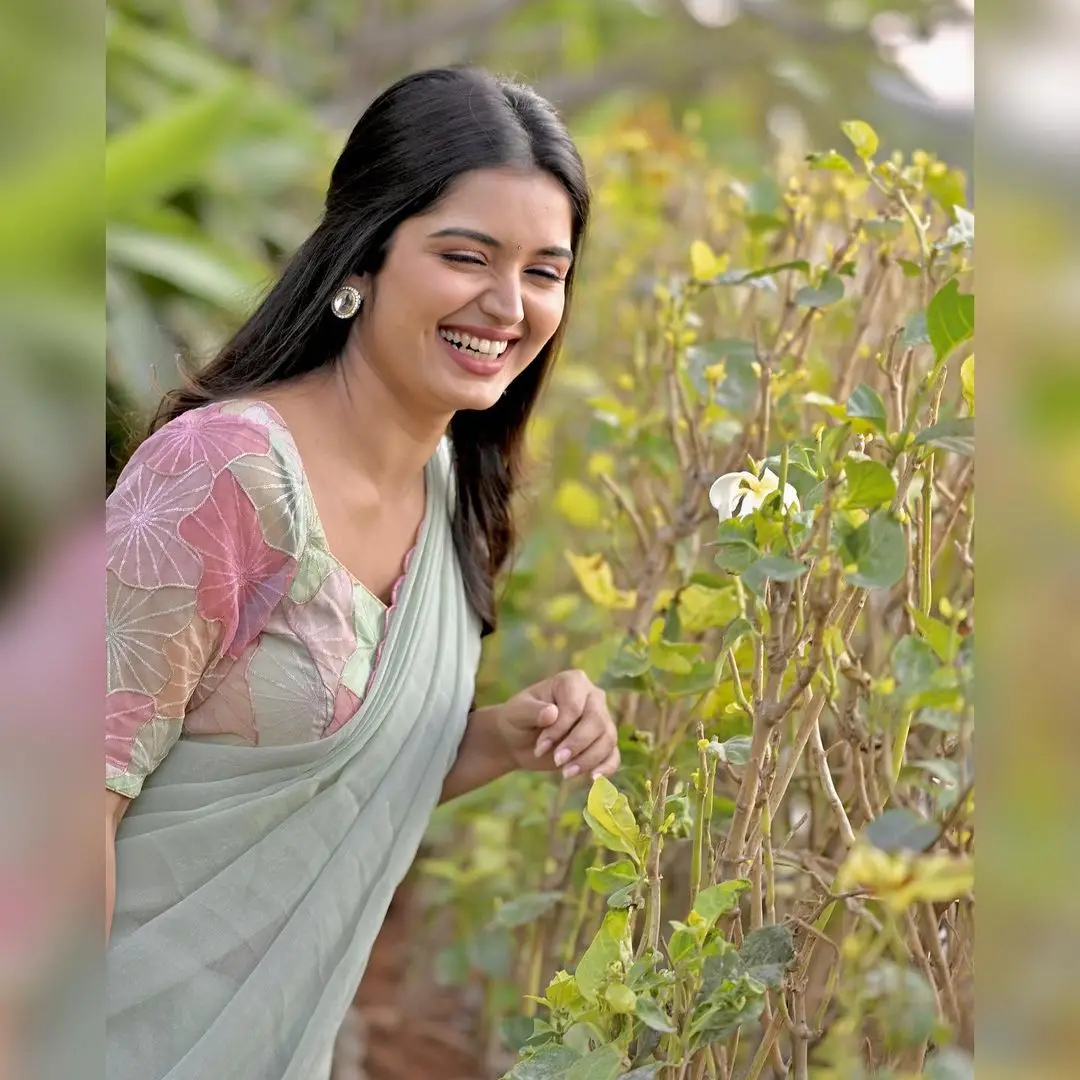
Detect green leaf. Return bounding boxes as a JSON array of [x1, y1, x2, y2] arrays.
[[846, 384, 888, 434], [909, 607, 959, 663], [618, 1069, 661, 1080], [806, 149, 853, 173], [607, 882, 641, 910], [634, 996, 676, 1034], [603, 982, 638, 1014], [649, 640, 700, 675], [566, 1046, 624, 1080], [898, 258, 923, 278], [106, 80, 250, 217], [496, 891, 564, 928], [584, 777, 642, 862], [575, 909, 631, 1002], [667, 927, 698, 965], [843, 458, 897, 510], [502, 1043, 581, 1080], [586, 860, 640, 896], [841, 119, 879, 159], [864, 809, 938, 854], [925, 1048, 975, 1080], [719, 736, 752, 766], [720, 617, 753, 654], [926, 278, 974, 362], [794, 272, 844, 308], [501, 1015, 540, 1053], [864, 964, 939, 1050], [891, 636, 939, 695], [693, 880, 750, 927], [902, 312, 930, 347], [845, 515, 906, 589], [740, 555, 808, 594], [738, 925, 795, 987], [915, 418, 974, 456]]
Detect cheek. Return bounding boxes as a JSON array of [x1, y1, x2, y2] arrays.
[[530, 293, 566, 341]]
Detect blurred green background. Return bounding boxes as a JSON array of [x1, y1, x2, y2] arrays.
[[102, 0, 973, 480]]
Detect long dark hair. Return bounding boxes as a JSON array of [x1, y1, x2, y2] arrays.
[[145, 67, 590, 635]]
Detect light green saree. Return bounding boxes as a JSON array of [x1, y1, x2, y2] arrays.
[[106, 439, 482, 1079]]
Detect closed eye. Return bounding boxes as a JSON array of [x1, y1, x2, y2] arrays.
[[441, 252, 486, 266], [528, 268, 567, 283]]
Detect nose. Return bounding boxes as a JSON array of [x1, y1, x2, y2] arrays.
[[478, 274, 525, 328]]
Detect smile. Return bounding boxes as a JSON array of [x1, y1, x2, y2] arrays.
[[438, 328, 511, 358]]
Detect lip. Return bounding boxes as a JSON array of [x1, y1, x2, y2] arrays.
[[438, 333, 515, 377]]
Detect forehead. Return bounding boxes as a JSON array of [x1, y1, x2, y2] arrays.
[[420, 167, 574, 249]]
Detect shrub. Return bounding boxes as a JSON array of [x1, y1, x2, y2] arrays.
[[423, 115, 974, 1080]]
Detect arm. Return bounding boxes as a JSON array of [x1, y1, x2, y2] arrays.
[[439, 672, 621, 804], [439, 705, 516, 804], [105, 790, 131, 945]]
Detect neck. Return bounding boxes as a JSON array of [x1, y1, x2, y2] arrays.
[[295, 353, 450, 500]]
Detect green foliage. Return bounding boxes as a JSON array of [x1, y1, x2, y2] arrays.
[[102, 10, 975, 1067], [467, 115, 974, 1079]]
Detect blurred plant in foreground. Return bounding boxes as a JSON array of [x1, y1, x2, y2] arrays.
[[424, 116, 974, 1080]]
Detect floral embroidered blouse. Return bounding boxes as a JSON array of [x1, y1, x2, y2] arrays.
[[105, 400, 409, 799]]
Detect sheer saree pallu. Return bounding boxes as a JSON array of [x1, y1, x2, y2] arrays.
[[106, 440, 481, 1080]]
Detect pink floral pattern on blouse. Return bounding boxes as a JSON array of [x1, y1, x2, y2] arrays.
[[105, 400, 409, 798]]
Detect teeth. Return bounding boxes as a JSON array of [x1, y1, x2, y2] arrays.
[[439, 329, 508, 357]]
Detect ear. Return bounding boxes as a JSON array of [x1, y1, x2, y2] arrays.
[[344, 271, 370, 298]]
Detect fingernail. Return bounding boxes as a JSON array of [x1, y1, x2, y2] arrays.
[[534, 739, 552, 759], [591, 770, 603, 780], [553, 748, 571, 767], [562, 764, 580, 779]]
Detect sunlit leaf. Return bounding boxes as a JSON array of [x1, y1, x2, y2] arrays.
[[841, 119, 879, 159], [926, 278, 974, 362], [693, 880, 750, 928], [575, 909, 631, 1002], [843, 458, 896, 510], [585, 777, 642, 862]]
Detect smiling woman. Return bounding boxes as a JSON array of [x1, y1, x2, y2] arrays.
[[104, 67, 618, 1080]]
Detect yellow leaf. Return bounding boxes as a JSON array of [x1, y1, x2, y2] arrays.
[[690, 239, 719, 282], [543, 593, 580, 623], [837, 842, 974, 912], [565, 551, 637, 610], [585, 776, 642, 859], [961, 354, 974, 413], [587, 452, 616, 478], [678, 584, 739, 633], [649, 641, 693, 674], [555, 480, 603, 528]]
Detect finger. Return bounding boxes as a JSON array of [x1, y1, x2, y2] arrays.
[[551, 693, 610, 768], [533, 672, 592, 756], [502, 696, 557, 732], [560, 730, 616, 780], [586, 747, 621, 780]]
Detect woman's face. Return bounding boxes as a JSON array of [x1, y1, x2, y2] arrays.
[[347, 167, 575, 414]]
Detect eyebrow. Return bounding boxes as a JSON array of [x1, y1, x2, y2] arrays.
[[428, 227, 573, 263]]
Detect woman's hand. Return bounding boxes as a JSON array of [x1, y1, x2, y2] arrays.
[[492, 669, 620, 780]]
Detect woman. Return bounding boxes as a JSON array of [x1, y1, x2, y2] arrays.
[[105, 66, 619, 1079]]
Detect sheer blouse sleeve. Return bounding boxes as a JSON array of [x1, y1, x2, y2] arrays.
[[105, 404, 306, 797]]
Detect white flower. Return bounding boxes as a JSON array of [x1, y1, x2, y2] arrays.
[[709, 468, 800, 522]]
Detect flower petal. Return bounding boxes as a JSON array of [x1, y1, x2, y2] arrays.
[[709, 472, 755, 521]]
